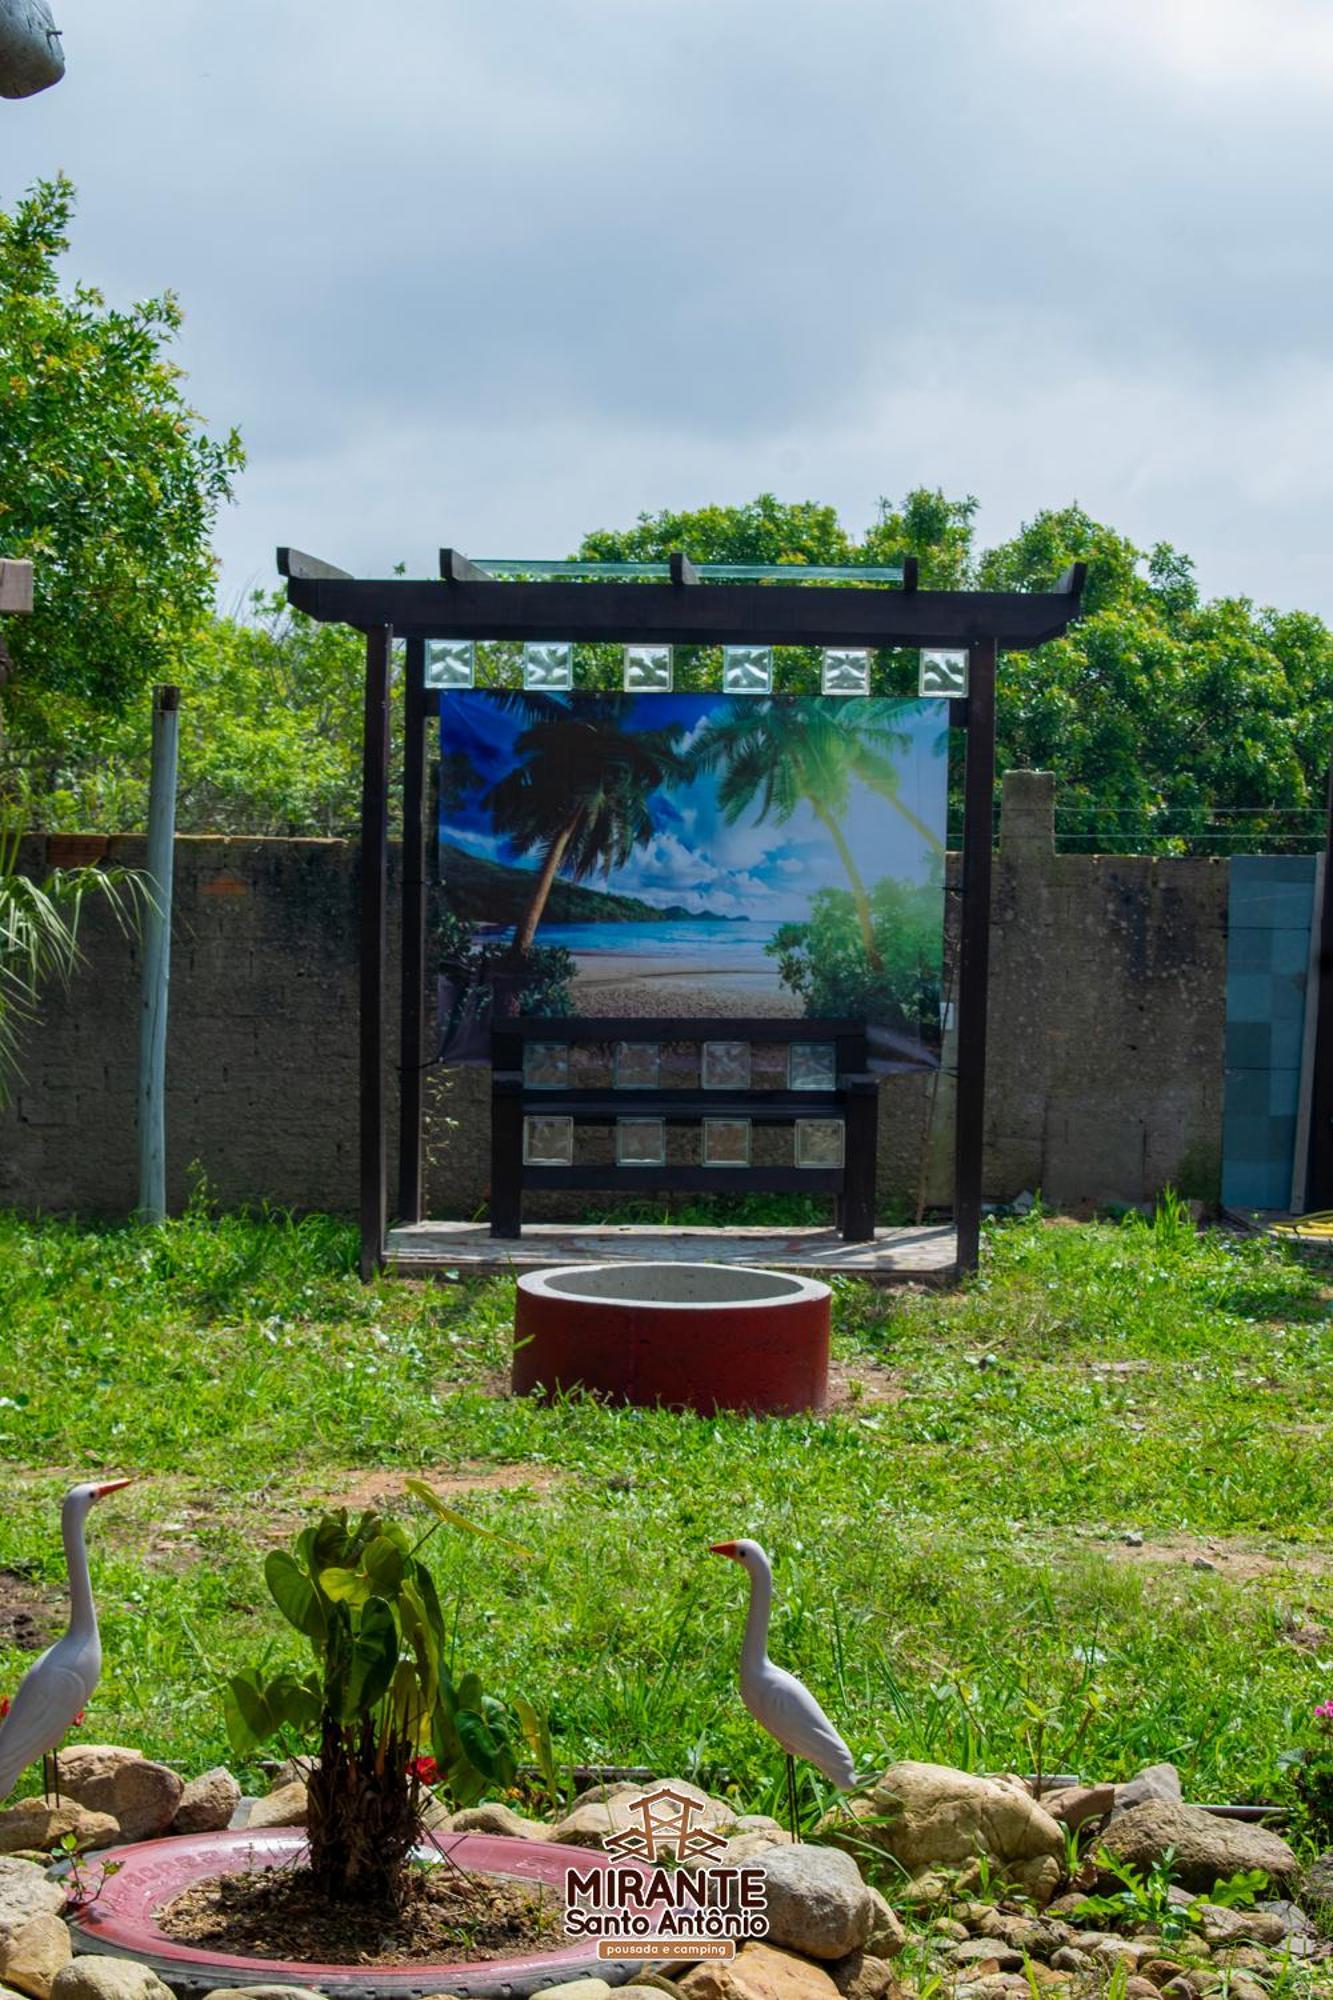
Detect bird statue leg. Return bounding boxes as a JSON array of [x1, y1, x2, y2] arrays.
[[785, 1752, 800, 1845]]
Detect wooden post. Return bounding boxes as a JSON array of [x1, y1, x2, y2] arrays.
[[397, 637, 427, 1225], [953, 638, 997, 1275], [137, 685, 179, 1222], [360, 627, 393, 1281], [1305, 760, 1333, 1211]]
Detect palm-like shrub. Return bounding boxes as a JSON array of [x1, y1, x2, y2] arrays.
[[225, 1488, 551, 1905]]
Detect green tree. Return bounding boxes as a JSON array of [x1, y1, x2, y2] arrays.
[[685, 696, 943, 969], [483, 695, 688, 957], [0, 175, 242, 736]]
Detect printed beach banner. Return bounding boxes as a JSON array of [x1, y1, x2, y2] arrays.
[[437, 692, 950, 1065]]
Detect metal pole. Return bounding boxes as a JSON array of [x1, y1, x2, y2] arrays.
[[359, 627, 393, 1281], [953, 639, 997, 1275], [397, 637, 427, 1225], [137, 684, 179, 1221]]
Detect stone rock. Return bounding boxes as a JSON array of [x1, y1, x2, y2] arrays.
[[829, 1952, 897, 2000], [825, 1764, 1063, 1904], [1098, 1802, 1298, 1894], [681, 1943, 840, 2000], [1302, 1850, 1333, 1903], [952, 1941, 1023, 1969], [0, 1799, 119, 1857], [1256, 1898, 1316, 1937], [553, 1779, 736, 1852], [50, 1962, 174, 2000], [1196, 1905, 1286, 1948], [1210, 1948, 1277, 1974], [863, 1889, 904, 1959], [617, 1990, 679, 2000], [439, 1802, 553, 1841], [0, 1862, 65, 1943], [55, 1748, 182, 1843], [748, 1845, 874, 1960], [721, 1832, 795, 1863], [1111, 1765, 1183, 1821], [527, 1984, 610, 2000], [0, 1916, 70, 2000], [199, 1991, 329, 2000], [1041, 1784, 1115, 1831], [1050, 1950, 1094, 1974], [1138, 1962, 1188, 1989], [172, 1767, 241, 1836], [898, 1872, 949, 1906], [242, 1781, 307, 1829], [1126, 1982, 1160, 2000]]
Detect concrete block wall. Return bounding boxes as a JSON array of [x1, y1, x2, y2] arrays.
[[0, 775, 1230, 1221]]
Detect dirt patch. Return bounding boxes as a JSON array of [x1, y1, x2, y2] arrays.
[[825, 1357, 906, 1411], [0, 1568, 60, 1652], [319, 1465, 564, 1515], [1100, 1533, 1333, 1581], [159, 1862, 561, 1965]]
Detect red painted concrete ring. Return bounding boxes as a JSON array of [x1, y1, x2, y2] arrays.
[[513, 1262, 831, 1415], [67, 1828, 654, 1999]]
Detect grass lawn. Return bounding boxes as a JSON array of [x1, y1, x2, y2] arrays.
[[2, 1200, 1332, 1846]]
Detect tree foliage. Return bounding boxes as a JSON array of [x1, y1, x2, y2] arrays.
[[0, 175, 242, 731]]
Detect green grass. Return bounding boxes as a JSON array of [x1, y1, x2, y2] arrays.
[[2, 1198, 1333, 1844]]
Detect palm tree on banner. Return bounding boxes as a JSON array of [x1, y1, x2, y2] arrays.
[[484, 694, 689, 967], [685, 698, 943, 974]]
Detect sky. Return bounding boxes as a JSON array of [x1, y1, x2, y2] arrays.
[[438, 694, 950, 922], [3, 0, 1331, 615]]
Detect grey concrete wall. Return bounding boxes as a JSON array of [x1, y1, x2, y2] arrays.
[[0, 776, 1229, 1221]]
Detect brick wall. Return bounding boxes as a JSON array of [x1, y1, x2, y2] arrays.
[[0, 774, 1229, 1220]]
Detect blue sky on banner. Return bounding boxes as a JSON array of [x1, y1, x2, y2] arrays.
[[438, 695, 949, 922]]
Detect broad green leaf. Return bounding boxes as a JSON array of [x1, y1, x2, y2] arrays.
[[265, 1551, 325, 1640], [343, 1596, 399, 1720], [319, 1564, 372, 1606], [363, 1534, 405, 1596], [405, 1479, 531, 1556], [514, 1696, 560, 1807]]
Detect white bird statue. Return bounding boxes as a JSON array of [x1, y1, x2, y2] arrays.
[[709, 1538, 856, 1841], [0, 1479, 132, 1801]]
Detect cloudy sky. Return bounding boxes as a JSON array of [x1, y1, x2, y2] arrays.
[[3, 0, 1331, 615]]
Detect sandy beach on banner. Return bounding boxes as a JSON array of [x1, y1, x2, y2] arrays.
[[569, 955, 802, 1018]]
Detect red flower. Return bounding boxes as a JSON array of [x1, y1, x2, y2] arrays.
[[72, 1711, 85, 1726], [409, 1755, 439, 1787], [0, 1698, 9, 1719]]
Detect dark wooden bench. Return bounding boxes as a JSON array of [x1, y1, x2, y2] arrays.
[[489, 1016, 878, 1241]]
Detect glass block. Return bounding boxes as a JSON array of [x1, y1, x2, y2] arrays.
[[796, 1119, 845, 1168], [701, 1040, 751, 1089], [614, 1041, 661, 1088], [523, 1042, 569, 1089], [617, 1117, 666, 1165], [523, 641, 573, 690], [704, 1118, 751, 1166], [821, 649, 870, 696], [722, 645, 773, 694], [624, 644, 672, 692], [425, 640, 475, 689], [919, 649, 969, 697], [523, 1115, 573, 1166], [788, 1041, 837, 1091]]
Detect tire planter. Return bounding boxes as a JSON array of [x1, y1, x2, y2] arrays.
[[513, 1261, 830, 1415], [67, 1829, 653, 2000]]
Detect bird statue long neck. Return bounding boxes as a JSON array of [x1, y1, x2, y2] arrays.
[[740, 1549, 774, 1676], [61, 1495, 97, 1641]]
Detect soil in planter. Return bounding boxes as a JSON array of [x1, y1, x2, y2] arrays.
[[158, 1862, 564, 1966]]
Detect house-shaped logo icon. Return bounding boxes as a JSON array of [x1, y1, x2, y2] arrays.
[[602, 1786, 730, 1864]]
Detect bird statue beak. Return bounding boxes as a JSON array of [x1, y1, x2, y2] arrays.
[[92, 1478, 135, 1498], [708, 1542, 740, 1558]]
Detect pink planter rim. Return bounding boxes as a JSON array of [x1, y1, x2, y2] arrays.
[[68, 1828, 653, 1999]]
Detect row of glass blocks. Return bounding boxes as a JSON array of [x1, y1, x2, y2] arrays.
[[427, 642, 969, 698], [523, 1039, 837, 1091], [523, 1115, 846, 1168]]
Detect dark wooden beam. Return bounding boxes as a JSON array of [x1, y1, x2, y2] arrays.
[[439, 548, 494, 583], [397, 636, 428, 1227], [359, 625, 393, 1281], [1055, 560, 1088, 598], [953, 637, 997, 1277], [900, 556, 919, 594], [276, 546, 352, 581], [669, 552, 699, 585], [283, 576, 1084, 652]]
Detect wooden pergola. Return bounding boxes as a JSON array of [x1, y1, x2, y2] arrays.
[[277, 546, 1086, 1281]]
